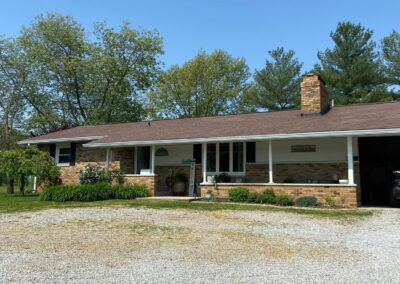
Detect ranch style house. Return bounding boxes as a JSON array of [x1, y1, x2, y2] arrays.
[[19, 74, 400, 208]]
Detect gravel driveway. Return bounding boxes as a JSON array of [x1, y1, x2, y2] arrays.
[[0, 206, 399, 283]]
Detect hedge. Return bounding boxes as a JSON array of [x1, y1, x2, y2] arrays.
[[296, 196, 318, 207], [228, 188, 295, 206], [40, 183, 149, 202]]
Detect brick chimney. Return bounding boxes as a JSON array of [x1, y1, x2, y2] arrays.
[[300, 73, 330, 115]]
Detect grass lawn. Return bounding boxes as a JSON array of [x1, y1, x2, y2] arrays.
[[0, 185, 372, 218]]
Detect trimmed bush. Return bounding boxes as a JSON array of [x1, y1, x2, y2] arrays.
[[112, 185, 149, 199], [247, 192, 260, 203], [228, 187, 249, 202], [275, 195, 295, 206], [296, 196, 318, 207], [41, 183, 110, 202], [259, 193, 276, 204], [40, 183, 149, 202]]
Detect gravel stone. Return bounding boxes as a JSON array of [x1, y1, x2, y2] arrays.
[[0, 207, 399, 283]]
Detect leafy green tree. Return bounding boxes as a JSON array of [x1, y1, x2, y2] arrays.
[[316, 22, 385, 104], [243, 47, 303, 111], [18, 147, 59, 194], [0, 150, 20, 193], [18, 13, 163, 132], [0, 36, 28, 150], [0, 148, 59, 195], [382, 30, 400, 89], [148, 50, 250, 118]]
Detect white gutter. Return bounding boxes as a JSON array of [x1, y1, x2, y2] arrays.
[[82, 128, 400, 148], [17, 136, 105, 145]]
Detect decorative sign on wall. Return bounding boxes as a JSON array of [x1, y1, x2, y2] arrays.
[[291, 145, 316, 152], [181, 158, 193, 165]]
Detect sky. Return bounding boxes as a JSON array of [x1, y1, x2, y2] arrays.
[[0, 0, 399, 72]]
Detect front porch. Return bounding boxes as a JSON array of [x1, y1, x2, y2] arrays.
[[101, 136, 359, 207]]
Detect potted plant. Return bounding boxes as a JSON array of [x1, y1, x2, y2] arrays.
[[216, 173, 230, 183], [339, 175, 348, 184], [204, 190, 213, 201], [173, 172, 187, 195]]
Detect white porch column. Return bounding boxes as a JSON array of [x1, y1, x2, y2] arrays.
[[347, 136, 354, 185], [202, 143, 207, 183], [105, 148, 111, 174], [268, 140, 273, 183], [151, 145, 156, 174]]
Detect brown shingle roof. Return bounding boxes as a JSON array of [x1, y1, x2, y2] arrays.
[[21, 101, 400, 146]]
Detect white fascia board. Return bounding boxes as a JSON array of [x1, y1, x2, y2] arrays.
[[17, 136, 105, 145], [82, 128, 400, 148]]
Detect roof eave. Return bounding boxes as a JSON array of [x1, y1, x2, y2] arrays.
[[82, 128, 400, 148], [18, 136, 106, 145]]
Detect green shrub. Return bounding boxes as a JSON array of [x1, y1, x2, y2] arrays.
[[41, 183, 150, 202], [173, 172, 187, 183], [275, 195, 295, 206], [247, 192, 260, 203], [325, 197, 335, 206], [109, 168, 125, 185], [296, 196, 318, 207], [41, 183, 111, 202], [216, 173, 231, 183], [111, 184, 149, 199], [79, 165, 108, 184], [228, 187, 249, 202]]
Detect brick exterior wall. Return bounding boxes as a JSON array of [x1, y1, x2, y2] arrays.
[[301, 73, 330, 114], [38, 143, 361, 204], [124, 175, 157, 196], [201, 183, 359, 208]]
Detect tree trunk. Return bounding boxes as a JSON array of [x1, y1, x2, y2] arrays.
[[19, 174, 25, 196], [7, 178, 14, 194]]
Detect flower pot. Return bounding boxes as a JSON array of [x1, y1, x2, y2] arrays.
[[339, 179, 348, 184], [204, 192, 213, 201], [173, 182, 186, 195]]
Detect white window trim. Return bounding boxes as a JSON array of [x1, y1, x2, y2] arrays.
[[206, 142, 246, 176], [55, 143, 71, 167]]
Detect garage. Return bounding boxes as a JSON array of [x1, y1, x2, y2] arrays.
[[359, 136, 400, 206]]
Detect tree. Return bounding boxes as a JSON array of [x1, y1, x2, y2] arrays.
[[0, 36, 28, 150], [0, 148, 59, 195], [18, 13, 163, 133], [243, 47, 303, 111], [148, 50, 250, 118], [0, 150, 20, 193], [382, 30, 400, 90], [316, 22, 385, 104]]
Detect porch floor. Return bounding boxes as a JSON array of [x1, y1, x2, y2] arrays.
[[137, 196, 203, 202]]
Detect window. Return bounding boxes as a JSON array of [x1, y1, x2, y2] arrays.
[[205, 142, 245, 174], [56, 144, 71, 166], [219, 143, 230, 172], [193, 144, 202, 164], [246, 142, 256, 163], [233, 142, 244, 172], [206, 143, 216, 172], [155, 148, 169, 156], [136, 146, 150, 174]]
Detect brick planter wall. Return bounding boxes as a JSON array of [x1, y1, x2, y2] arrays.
[[201, 183, 359, 208], [124, 175, 157, 196]]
